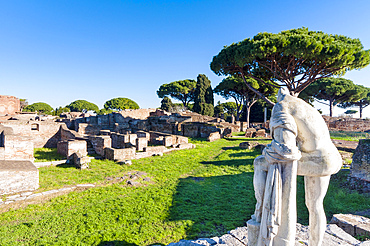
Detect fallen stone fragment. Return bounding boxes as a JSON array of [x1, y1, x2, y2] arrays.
[[127, 180, 140, 186]]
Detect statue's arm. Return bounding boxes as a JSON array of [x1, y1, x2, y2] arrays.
[[273, 127, 296, 148]]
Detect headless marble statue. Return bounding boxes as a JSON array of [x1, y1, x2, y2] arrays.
[[247, 88, 342, 246]]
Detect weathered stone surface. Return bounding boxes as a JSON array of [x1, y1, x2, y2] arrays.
[[325, 224, 361, 245], [69, 152, 90, 169], [331, 214, 370, 238], [228, 227, 248, 245], [0, 95, 20, 115], [208, 132, 221, 142], [351, 139, 370, 183], [89, 136, 111, 157], [254, 129, 266, 138], [57, 139, 87, 158], [245, 128, 256, 138], [239, 142, 251, 149], [136, 137, 148, 151], [166, 223, 365, 246], [105, 147, 136, 161], [0, 160, 39, 195]]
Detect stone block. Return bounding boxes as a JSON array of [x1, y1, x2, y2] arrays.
[[129, 134, 137, 145], [207, 132, 221, 142], [163, 136, 174, 147], [57, 139, 87, 158], [136, 137, 148, 151], [0, 160, 39, 195], [239, 142, 251, 149], [330, 214, 370, 237], [351, 139, 370, 182], [89, 136, 111, 156], [176, 136, 188, 144], [105, 147, 136, 161], [69, 152, 90, 169], [176, 143, 195, 150], [245, 128, 256, 138], [254, 129, 266, 138], [143, 146, 167, 155]]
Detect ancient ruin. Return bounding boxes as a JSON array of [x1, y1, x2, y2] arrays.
[[0, 102, 242, 195]]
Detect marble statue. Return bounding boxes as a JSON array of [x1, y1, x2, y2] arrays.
[[247, 88, 342, 246]]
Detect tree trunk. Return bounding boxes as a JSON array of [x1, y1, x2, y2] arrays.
[[329, 99, 334, 117], [360, 104, 363, 119]]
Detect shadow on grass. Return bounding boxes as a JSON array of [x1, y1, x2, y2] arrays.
[[56, 163, 76, 168], [224, 138, 271, 142], [34, 148, 66, 162], [98, 241, 139, 246], [167, 173, 256, 239], [201, 159, 254, 167]]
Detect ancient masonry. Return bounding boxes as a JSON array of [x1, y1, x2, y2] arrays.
[[0, 108, 241, 195], [0, 95, 20, 116]]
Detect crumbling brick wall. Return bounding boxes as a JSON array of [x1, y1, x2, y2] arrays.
[[1, 121, 64, 148], [0, 95, 20, 115]]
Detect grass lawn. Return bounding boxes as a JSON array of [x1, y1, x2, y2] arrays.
[[34, 148, 66, 162], [329, 130, 369, 141], [0, 138, 369, 245]]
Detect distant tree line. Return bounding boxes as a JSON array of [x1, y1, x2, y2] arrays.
[[22, 97, 140, 116]]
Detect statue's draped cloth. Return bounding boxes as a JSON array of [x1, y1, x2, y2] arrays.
[[257, 108, 301, 246]]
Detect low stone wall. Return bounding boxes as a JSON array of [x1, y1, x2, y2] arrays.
[[0, 160, 39, 195], [57, 140, 87, 158], [89, 136, 111, 156], [117, 108, 156, 120], [181, 123, 219, 139], [111, 133, 129, 149], [105, 147, 136, 161], [323, 116, 370, 132]]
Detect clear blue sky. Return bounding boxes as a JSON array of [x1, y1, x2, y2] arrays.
[[1, 0, 370, 117]]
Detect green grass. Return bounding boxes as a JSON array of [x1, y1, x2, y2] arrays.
[[34, 148, 66, 162], [329, 130, 369, 141], [0, 138, 369, 245]]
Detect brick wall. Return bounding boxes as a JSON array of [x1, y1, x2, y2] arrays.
[[3, 135, 34, 160], [117, 108, 156, 120], [89, 136, 111, 156], [57, 140, 87, 158], [1, 121, 64, 148], [0, 95, 20, 115]]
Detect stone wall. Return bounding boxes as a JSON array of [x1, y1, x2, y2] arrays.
[[89, 136, 111, 156], [60, 125, 83, 141], [323, 116, 370, 132], [105, 147, 136, 161], [57, 140, 87, 158], [2, 135, 34, 160], [0, 160, 39, 195], [0, 95, 20, 115], [351, 139, 370, 182], [117, 108, 157, 119], [1, 121, 64, 148]]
